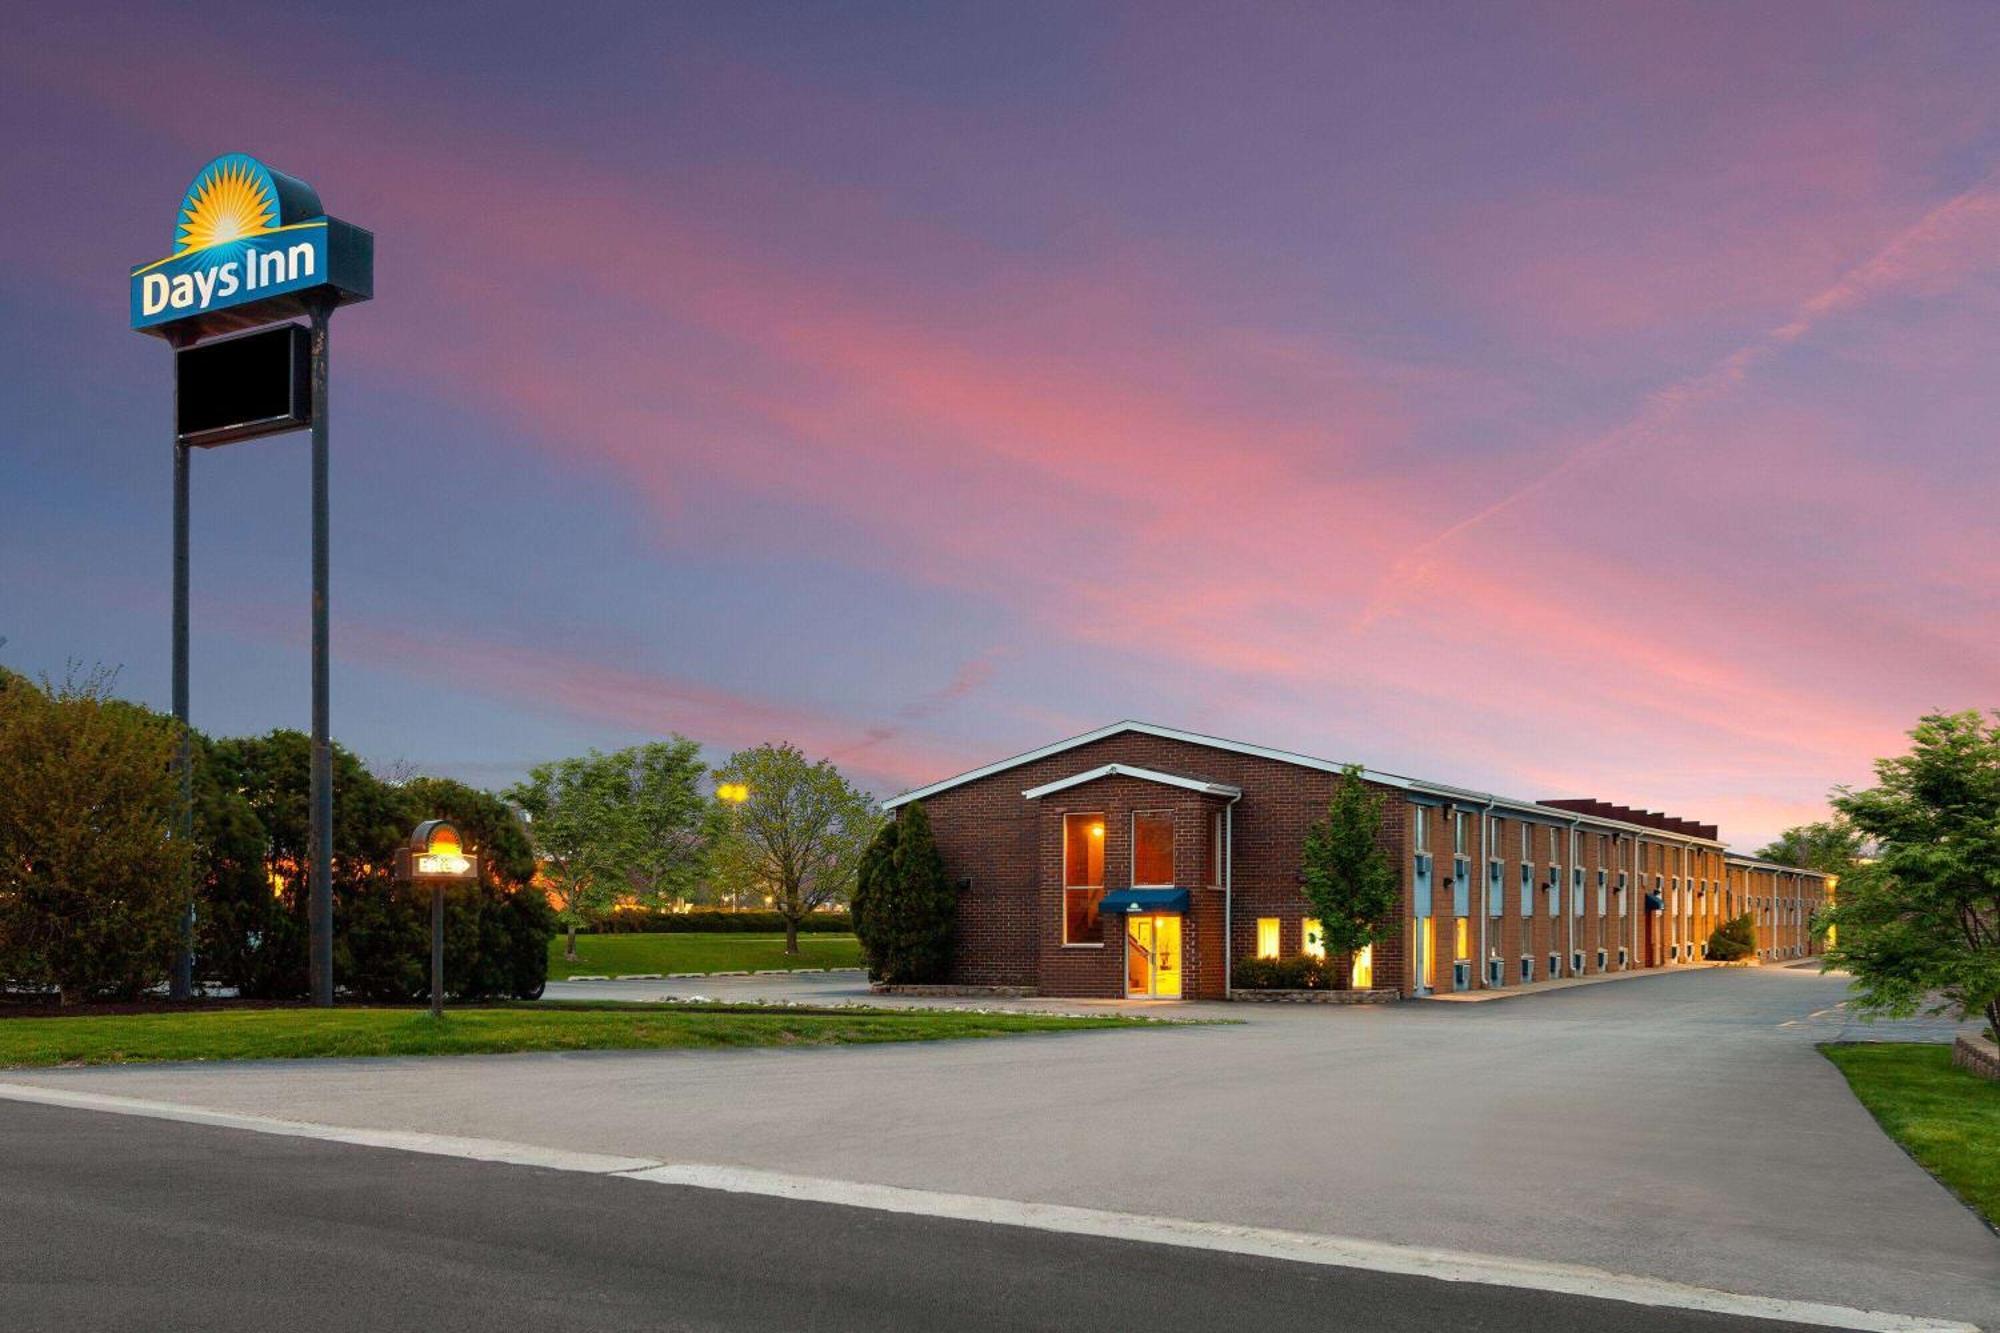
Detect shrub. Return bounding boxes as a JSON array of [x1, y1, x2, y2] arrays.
[[594, 908, 852, 934], [1707, 912, 1758, 962], [1231, 956, 1330, 990], [0, 670, 187, 1003]]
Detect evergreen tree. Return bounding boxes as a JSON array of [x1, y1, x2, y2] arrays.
[[852, 803, 957, 983]]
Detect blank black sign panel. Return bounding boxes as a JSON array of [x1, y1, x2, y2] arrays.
[[175, 324, 313, 448]]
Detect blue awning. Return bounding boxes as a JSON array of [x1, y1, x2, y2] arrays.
[[1098, 887, 1190, 915]]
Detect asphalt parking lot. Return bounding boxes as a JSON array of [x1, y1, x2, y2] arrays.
[[3, 966, 1993, 1328]]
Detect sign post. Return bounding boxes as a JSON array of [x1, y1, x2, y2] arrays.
[[395, 821, 480, 1019], [132, 154, 372, 1004]]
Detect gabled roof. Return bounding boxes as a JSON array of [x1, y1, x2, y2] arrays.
[[884, 720, 1723, 846], [1020, 763, 1241, 801]]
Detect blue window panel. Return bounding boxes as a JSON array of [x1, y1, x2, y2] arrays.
[[1488, 861, 1504, 917], [1453, 857, 1469, 916], [1413, 853, 1432, 918], [1519, 864, 1533, 916]]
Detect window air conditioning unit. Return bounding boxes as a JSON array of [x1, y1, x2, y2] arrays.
[[1520, 956, 1534, 983], [1617, 946, 1628, 968], [1548, 952, 1562, 978], [1452, 960, 1471, 991], [1486, 957, 1504, 987], [1595, 949, 1607, 971], [1571, 951, 1584, 975]]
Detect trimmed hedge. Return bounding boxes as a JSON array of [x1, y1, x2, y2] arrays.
[[594, 908, 853, 935], [1232, 956, 1331, 990]]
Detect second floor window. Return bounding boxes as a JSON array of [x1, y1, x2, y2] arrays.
[[1062, 813, 1105, 945], [1133, 811, 1174, 886]]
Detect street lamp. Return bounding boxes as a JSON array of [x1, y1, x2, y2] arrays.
[[395, 819, 479, 1018], [716, 782, 749, 908]]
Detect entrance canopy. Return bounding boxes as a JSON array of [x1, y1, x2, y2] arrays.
[[1099, 887, 1190, 915]]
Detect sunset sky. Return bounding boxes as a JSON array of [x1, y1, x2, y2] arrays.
[[3, 1, 1996, 849]]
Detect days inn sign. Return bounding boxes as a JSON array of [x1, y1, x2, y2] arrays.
[[130, 153, 372, 338], [137, 153, 373, 1008]]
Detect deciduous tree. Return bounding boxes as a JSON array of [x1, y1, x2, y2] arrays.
[[710, 743, 881, 954], [1825, 710, 2000, 1039], [0, 669, 186, 1003], [508, 753, 631, 961], [1757, 820, 1865, 877]]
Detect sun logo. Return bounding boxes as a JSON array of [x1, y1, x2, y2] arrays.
[[175, 156, 278, 255]]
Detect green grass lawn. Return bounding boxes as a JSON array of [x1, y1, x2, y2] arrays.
[[547, 931, 863, 980], [1821, 1042, 2000, 1226], [0, 1002, 1139, 1068]]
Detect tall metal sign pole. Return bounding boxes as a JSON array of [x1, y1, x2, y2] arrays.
[[132, 155, 372, 1006], [170, 328, 194, 999], [308, 298, 335, 1005]]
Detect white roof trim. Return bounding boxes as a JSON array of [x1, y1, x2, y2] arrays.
[[883, 719, 1723, 846], [1021, 764, 1242, 801]]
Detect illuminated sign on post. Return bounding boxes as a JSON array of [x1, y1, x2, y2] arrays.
[[397, 820, 479, 885], [397, 820, 478, 1020]]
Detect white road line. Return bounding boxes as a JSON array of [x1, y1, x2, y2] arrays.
[[0, 1079, 1975, 1333]]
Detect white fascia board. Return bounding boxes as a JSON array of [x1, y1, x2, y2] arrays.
[[1020, 764, 1242, 801], [882, 719, 1722, 847]]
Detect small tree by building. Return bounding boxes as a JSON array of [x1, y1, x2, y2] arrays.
[[1705, 912, 1758, 962], [0, 668, 187, 1003], [709, 743, 881, 954], [852, 802, 956, 983], [1299, 764, 1398, 990], [1825, 710, 2000, 1040]]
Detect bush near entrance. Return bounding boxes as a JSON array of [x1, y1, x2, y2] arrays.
[[1706, 912, 1759, 962], [1232, 957, 1330, 990]]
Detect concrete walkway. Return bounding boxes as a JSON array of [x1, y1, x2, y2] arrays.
[[5, 966, 1994, 1327]]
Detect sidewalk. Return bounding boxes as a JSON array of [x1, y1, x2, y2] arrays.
[[1423, 959, 1734, 1002]]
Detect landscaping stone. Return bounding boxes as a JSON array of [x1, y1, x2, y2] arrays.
[[1951, 1032, 2000, 1083], [873, 983, 1039, 998], [1227, 988, 1399, 1004]]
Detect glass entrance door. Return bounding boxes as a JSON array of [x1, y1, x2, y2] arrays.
[[1125, 913, 1183, 998]]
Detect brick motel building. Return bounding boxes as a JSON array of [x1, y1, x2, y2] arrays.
[[883, 721, 1833, 1001]]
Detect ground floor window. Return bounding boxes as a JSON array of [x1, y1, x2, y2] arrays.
[[1351, 944, 1373, 989], [1256, 917, 1280, 960], [1301, 918, 1325, 959], [1454, 916, 1469, 961], [1420, 918, 1436, 989]]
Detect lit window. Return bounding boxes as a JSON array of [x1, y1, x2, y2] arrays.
[[1133, 811, 1174, 886], [1062, 813, 1105, 945], [1420, 918, 1436, 988], [1302, 918, 1325, 960], [1454, 916, 1469, 961], [1351, 944, 1373, 989], [1256, 917, 1280, 960]]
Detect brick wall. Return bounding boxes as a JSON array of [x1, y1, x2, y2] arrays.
[[911, 726, 1831, 999]]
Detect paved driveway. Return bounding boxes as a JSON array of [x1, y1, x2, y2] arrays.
[[5, 967, 1994, 1327]]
